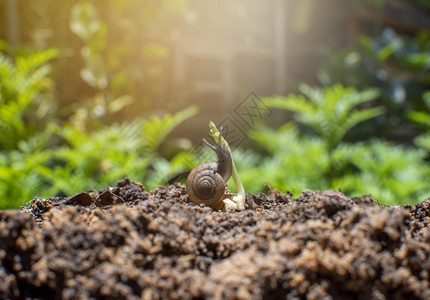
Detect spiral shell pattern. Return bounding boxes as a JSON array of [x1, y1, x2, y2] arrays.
[[186, 162, 226, 210]]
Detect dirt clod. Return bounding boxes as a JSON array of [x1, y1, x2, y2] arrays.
[[95, 191, 125, 207], [65, 192, 93, 207], [1, 179, 429, 299]]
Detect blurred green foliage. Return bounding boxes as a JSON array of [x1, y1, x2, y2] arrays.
[[9, 0, 188, 123], [0, 44, 57, 207], [0, 1, 195, 209], [239, 85, 429, 205], [0, 44, 58, 150], [318, 28, 430, 139], [130, 28, 430, 205], [266, 84, 383, 151], [67, 0, 187, 123], [2, 1, 430, 208], [41, 107, 197, 198], [1, 42, 429, 207], [409, 91, 430, 154], [0, 41, 196, 209]]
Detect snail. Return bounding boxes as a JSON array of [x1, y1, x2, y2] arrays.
[[186, 136, 233, 210]]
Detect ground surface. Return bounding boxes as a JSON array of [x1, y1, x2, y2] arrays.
[[0, 178, 429, 299]]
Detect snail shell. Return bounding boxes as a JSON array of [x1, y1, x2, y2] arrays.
[[186, 162, 226, 211], [186, 137, 232, 211]]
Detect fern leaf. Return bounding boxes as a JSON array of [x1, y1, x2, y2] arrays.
[[265, 85, 382, 147], [15, 48, 58, 74], [0, 54, 15, 85], [265, 95, 314, 115], [142, 106, 197, 152]]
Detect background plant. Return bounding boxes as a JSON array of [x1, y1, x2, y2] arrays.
[[0, 103, 197, 209], [318, 28, 430, 140], [2, 1, 430, 209], [67, 0, 188, 128], [409, 91, 430, 154], [240, 85, 429, 205], [41, 106, 197, 197], [0, 40, 197, 209], [157, 84, 430, 205], [0, 42, 58, 150], [0, 42, 58, 208], [265, 84, 383, 151]]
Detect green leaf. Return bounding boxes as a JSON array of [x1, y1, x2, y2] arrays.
[[108, 95, 134, 114], [377, 43, 395, 63], [405, 53, 430, 70], [16, 48, 59, 74], [265, 85, 381, 147], [142, 106, 198, 152], [70, 2, 101, 42], [408, 110, 430, 127]]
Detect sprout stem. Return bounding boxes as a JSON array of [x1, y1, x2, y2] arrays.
[[209, 121, 246, 209]]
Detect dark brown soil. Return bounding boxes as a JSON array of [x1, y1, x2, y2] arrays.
[[1, 178, 429, 299]]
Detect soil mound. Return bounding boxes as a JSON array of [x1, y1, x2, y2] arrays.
[[1, 178, 429, 299]]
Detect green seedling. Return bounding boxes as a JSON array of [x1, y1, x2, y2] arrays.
[[209, 121, 246, 210]]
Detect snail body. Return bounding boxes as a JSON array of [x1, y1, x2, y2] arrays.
[[186, 138, 233, 210]]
